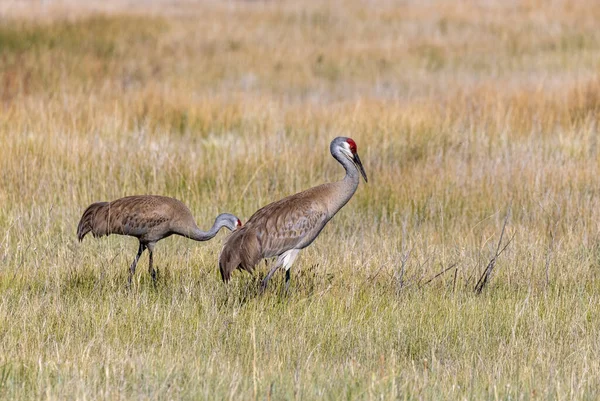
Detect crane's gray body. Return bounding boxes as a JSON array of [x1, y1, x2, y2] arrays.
[[77, 195, 241, 284], [219, 137, 367, 289]]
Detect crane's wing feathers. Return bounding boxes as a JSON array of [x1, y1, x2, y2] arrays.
[[87, 196, 174, 238], [219, 197, 328, 282], [77, 195, 194, 242], [219, 185, 338, 282], [119, 210, 169, 236], [249, 197, 328, 257]]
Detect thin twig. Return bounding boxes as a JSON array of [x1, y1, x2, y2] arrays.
[[396, 219, 412, 291], [396, 247, 412, 290], [474, 206, 513, 294], [364, 263, 388, 285], [420, 263, 458, 287], [474, 232, 514, 294], [452, 266, 458, 292]]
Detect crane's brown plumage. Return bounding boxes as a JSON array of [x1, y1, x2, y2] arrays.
[[220, 188, 328, 281], [77, 195, 241, 285], [219, 137, 367, 290]]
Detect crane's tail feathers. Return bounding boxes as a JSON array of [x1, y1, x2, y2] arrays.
[[219, 227, 261, 282], [77, 202, 109, 241]]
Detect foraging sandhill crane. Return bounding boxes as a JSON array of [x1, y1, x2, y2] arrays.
[[219, 137, 367, 291], [77, 195, 242, 285]]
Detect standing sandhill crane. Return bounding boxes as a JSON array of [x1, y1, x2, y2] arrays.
[[219, 137, 367, 291], [77, 195, 242, 285]]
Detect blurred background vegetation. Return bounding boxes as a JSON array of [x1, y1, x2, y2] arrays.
[[1, 0, 600, 399]]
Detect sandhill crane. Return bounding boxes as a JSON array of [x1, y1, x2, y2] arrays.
[[77, 195, 242, 285], [219, 137, 367, 291]]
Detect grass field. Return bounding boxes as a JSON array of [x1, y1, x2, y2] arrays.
[[1, 0, 600, 399]]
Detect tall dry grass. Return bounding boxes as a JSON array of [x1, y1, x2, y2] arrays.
[[1, 0, 600, 399]]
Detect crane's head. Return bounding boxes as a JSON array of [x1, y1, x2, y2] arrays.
[[216, 213, 243, 231], [331, 137, 368, 183]]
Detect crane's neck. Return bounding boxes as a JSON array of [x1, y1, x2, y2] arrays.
[[327, 147, 361, 218], [183, 219, 225, 242]]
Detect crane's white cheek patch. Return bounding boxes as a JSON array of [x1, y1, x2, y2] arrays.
[[340, 143, 353, 159]]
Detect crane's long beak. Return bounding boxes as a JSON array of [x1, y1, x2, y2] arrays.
[[353, 153, 368, 183]]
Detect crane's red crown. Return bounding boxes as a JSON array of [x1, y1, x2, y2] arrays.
[[237, 219, 242, 227], [346, 138, 357, 154]]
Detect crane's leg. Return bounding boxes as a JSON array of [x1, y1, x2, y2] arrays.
[[147, 243, 157, 285], [260, 257, 284, 293], [285, 269, 291, 292], [282, 249, 300, 293], [128, 243, 145, 287], [260, 250, 300, 293]]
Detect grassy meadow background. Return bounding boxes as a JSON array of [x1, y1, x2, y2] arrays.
[[1, 0, 600, 398]]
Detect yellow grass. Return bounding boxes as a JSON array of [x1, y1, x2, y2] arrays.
[[1, 0, 600, 399]]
